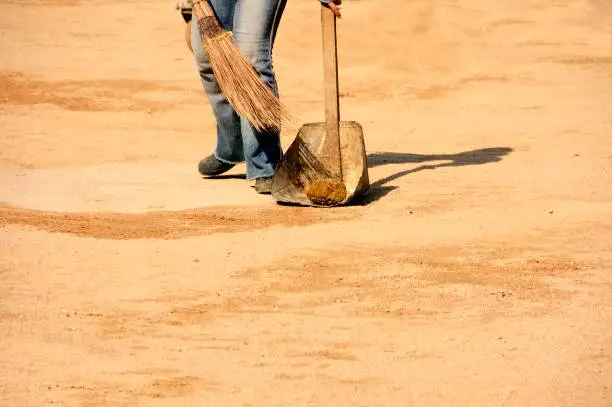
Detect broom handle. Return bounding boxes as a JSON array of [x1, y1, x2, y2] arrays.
[[321, 4, 342, 180]]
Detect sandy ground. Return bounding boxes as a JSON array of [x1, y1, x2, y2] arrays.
[[1, 0, 612, 405]]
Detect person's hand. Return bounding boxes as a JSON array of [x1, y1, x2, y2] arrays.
[[328, 0, 342, 18], [322, 0, 342, 18]]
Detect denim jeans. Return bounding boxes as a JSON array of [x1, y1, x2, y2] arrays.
[[191, 0, 287, 179]]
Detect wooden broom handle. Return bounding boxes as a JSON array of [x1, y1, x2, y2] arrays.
[[321, 4, 342, 180]]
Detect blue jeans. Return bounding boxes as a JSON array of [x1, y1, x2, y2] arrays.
[[191, 0, 286, 179]]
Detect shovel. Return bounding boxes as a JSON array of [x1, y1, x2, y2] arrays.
[[271, 4, 369, 207]]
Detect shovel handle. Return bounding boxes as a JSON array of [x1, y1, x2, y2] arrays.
[[321, 4, 342, 179]]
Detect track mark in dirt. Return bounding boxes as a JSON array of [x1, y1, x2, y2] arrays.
[[96, 244, 590, 341], [148, 376, 214, 397], [456, 74, 511, 86], [54, 375, 219, 406], [288, 349, 358, 361], [414, 85, 454, 100], [275, 373, 308, 380], [223, 246, 582, 321], [413, 74, 513, 100], [487, 17, 535, 28], [0, 73, 195, 113], [0, 203, 359, 240], [516, 40, 564, 48], [552, 56, 612, 66]]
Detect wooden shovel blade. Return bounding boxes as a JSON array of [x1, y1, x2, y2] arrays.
[[271, 121, 370, 207]]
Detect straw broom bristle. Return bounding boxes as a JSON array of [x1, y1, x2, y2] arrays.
[[193, 1, 292, 132]]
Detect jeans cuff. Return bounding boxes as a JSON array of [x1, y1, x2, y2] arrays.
[[246, 172, 274, 181]]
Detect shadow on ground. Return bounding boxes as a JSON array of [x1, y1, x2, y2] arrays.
[[201, 174, 247, 180], [362, 147, 513, 203]]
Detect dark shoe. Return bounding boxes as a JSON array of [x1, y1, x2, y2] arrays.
[[198, 155, 235, 176], [254, 176, 273, 194]]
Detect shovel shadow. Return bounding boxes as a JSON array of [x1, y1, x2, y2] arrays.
[[362, 147, 513, 204]]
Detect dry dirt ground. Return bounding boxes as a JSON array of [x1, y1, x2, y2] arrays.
[[1, 0, 612, 406]]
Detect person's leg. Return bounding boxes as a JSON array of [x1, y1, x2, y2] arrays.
[[191, 0, 244, 167], [233, 0, 287, 180]]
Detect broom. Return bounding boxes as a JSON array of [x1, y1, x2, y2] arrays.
[[191, 0, 290, 132]]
